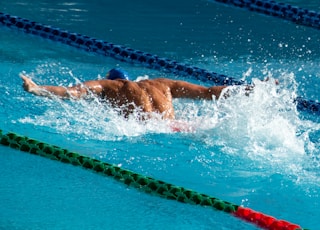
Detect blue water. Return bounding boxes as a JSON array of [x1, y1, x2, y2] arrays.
[[0, 0, 319, 229]]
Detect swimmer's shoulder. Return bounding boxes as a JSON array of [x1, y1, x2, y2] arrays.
[[136, 78, 173, 91]]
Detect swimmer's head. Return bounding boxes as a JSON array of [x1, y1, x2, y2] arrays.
[[106, 68, 130, 80]]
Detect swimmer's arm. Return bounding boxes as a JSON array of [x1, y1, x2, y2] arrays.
[[165, 79, 228, 100], [162, 78, 278, 100], [20, 74, 103, 99]]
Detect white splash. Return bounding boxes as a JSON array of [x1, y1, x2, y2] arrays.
[[19, 97, 174, 141], [18, 64, 320, 185]]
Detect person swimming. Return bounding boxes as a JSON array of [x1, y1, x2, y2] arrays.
[[20, 68, 229, 120]]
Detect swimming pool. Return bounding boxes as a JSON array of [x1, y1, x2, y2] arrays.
[[0, 0, 319, 229]]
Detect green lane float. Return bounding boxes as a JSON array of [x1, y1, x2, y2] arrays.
[[0, 129, 306, 230]]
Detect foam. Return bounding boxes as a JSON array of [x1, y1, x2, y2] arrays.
[[17, 63, 320, 187]]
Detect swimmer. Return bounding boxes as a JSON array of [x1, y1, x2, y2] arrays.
[[20, 68, 230, 120]]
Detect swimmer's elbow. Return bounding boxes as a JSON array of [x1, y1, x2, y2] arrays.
[[64, 84, 92, 99]]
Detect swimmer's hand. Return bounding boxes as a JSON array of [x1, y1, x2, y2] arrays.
[[20, 73, 51, 97], [244, 77, 279, 96], [264, 77, 279, 85], [20, 73, 39, 93]]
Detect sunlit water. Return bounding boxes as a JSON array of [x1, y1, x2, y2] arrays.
[[1, 0, 320, 229]]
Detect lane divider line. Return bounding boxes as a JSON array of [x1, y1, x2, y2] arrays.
[[212, 0, 320, 30], [0, 129, 306, 230], [0, 12, 319, 115]]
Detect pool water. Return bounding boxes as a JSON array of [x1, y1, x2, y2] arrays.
[[0, 0, 319, 229]]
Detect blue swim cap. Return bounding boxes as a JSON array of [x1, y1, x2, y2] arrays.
[[106, 68, 130, 80]]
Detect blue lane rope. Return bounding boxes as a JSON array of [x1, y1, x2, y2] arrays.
[[0, 13, 239, 86], [0, 12, 319, 115], [212, 0, 320, 30]]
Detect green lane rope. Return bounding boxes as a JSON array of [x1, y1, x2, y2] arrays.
[[0, 129, 236, 211], [0, 129, 306, 230]]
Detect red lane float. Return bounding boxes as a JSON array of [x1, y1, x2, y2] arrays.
[[234, 206, 302, 230]]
